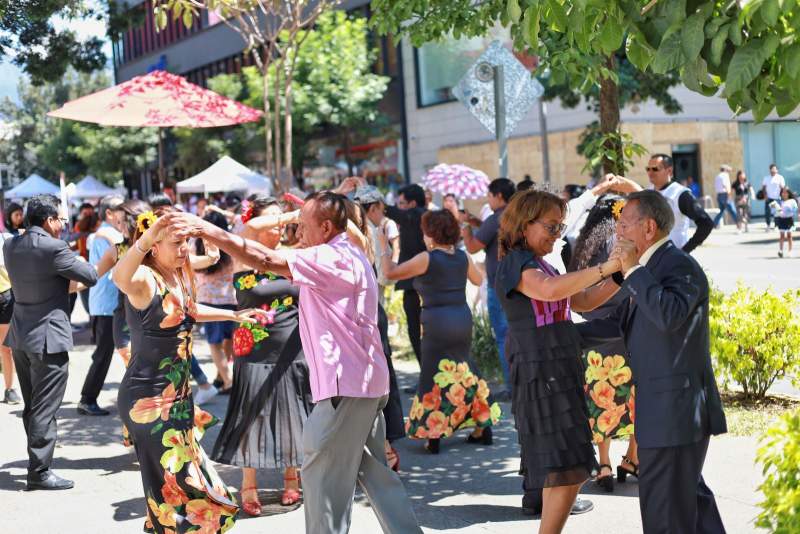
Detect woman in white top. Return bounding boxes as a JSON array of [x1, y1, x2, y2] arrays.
[[772, 187, 797, 258]]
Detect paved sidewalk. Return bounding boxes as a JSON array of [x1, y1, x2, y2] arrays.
[[0, 225, 787, 533]]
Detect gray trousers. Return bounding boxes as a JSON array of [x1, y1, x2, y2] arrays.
[[302, 395, 422, 534]]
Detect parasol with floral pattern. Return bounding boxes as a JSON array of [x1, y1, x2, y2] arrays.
[[423, 163, 491, 199], [47, 70, 262, 184]]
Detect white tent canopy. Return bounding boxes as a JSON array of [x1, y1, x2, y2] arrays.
[[176, 156, 272, 195], [5, 174, 60, 199], [71, 175, 117, 199]]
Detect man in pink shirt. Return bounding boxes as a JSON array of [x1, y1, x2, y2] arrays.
[[167, 192, 421, 534]]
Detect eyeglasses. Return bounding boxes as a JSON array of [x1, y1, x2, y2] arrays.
[[532, 220, 567, 237], [51, 216, 68, 224], [617, 217, 643, 231], [645, 166, 663, 172]]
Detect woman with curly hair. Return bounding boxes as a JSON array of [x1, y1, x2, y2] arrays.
[[381, 209, 502, 454], [568, 195, 638, 493], [495, 189, 622, 533]]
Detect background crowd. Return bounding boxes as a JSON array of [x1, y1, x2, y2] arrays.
[[1, 157, 787, 533]]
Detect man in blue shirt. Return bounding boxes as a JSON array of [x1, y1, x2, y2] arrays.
[[78, 195, 123, 416]]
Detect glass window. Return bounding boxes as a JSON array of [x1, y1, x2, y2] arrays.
[[415, 27, 511, 107], [774, 122, 800, 191]]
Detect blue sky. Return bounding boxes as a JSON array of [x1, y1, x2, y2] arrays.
[[0, 8, 111, 103]]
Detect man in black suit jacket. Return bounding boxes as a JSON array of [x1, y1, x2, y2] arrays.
[[578, 190, 727, 534], [4, 195, 98, 491]]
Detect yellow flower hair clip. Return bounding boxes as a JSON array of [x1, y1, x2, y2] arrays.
[[137, 211, 158, 234], [611, 199, 626, 220]]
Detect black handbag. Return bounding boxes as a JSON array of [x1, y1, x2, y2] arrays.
[[756, 189, 765, 200]]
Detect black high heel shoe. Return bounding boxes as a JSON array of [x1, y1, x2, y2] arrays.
[[466, 426, 493, 445], [617, 455, 639, 483], [425, 438, 440, 454], [595, 464, 614, 492]]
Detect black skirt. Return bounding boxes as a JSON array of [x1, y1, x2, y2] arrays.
[[508, 319, 598, 489], [211, 356, 312, 469]]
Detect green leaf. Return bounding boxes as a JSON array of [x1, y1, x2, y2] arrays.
[[705, 17, 729, 38], [785, 44, 800, 78], [652, 30, 686, 74], [761, 0, 781, 25], [599, 17, 624, 54], [150, 422, 164, 435], [182, 8, 194, 29], [728, 21, 743, 46], [753, 100, 774, 123], [681, 13, 706, 60], [507, 0, 522, 23], [709, 23, 730, 66], [547, 0, 569, 32], [625, 34, 653, 71], [158, 357, 172, 370], [664, 0, 687, 27]]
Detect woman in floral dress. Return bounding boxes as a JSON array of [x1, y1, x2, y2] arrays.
[[381, 210, 501, 454], [211, 196, 313, 514], [567, 195, 637, 492], [114, 209, 266, 534]]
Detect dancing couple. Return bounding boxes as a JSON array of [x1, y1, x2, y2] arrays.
[[496, 188, 727, 534]]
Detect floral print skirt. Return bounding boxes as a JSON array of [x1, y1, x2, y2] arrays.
[[583, 350, 635, 443], [406, 358, 501, 440], [119, 281, 238, 534]]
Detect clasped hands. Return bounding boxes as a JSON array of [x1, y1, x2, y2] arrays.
[[610, 239, 639, 275]]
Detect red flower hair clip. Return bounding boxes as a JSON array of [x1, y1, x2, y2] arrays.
[[241, 200, 254, 224]]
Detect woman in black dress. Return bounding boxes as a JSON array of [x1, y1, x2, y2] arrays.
[[381, 210, 501, 454], [495, 189, 621, 533], [114, 209, 267, 534], [211, 196, 313, 514]]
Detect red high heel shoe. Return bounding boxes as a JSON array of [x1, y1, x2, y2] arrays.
[[281, 475, 302, 506], [240, 486, 262, 516]]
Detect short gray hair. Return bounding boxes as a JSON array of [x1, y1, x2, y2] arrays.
[[627, 190, 674, 234]]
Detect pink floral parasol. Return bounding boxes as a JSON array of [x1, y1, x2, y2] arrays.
[[423, 163, 490, 199], [47, 70, 261, 127]]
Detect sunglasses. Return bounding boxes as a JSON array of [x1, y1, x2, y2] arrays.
[[645, 166, 663, 172], [532, 220, 567, 237]]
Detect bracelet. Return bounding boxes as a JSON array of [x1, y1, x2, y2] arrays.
[[135, 240, 149, 254]]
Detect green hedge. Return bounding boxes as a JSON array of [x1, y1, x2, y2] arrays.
[[757, 407, 800, 532], [709, 283, 800, 400]]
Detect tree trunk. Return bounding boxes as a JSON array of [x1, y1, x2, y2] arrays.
[[599, 54, 622, 176], [343, 129, 355, 176], [284, 65, 294, 188], [262, 67, 274, 184], [273, 61, 283, 192]]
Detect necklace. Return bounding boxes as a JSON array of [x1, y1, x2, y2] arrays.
[[430, 245, 455, 254]]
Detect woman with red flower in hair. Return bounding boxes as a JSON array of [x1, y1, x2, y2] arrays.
[[210, 194, 313, 514]]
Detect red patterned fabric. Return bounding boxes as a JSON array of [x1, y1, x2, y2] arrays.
[[48, 70, 262, 128]]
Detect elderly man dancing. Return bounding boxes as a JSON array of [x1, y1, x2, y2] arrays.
[[167, 192, 422, 534]]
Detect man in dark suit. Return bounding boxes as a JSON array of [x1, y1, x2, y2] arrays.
[[578, 190, 727, 534], [4, 195, 98, 490]]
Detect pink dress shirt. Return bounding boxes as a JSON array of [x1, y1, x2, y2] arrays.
[[282, 233, 389, 403]]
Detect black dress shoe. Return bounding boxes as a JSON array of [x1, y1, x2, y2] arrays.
[[522, 493, 593, 516], [466, 426, 493, 445], [26, 471, 74, 491], [77, 402, 110, 416]]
